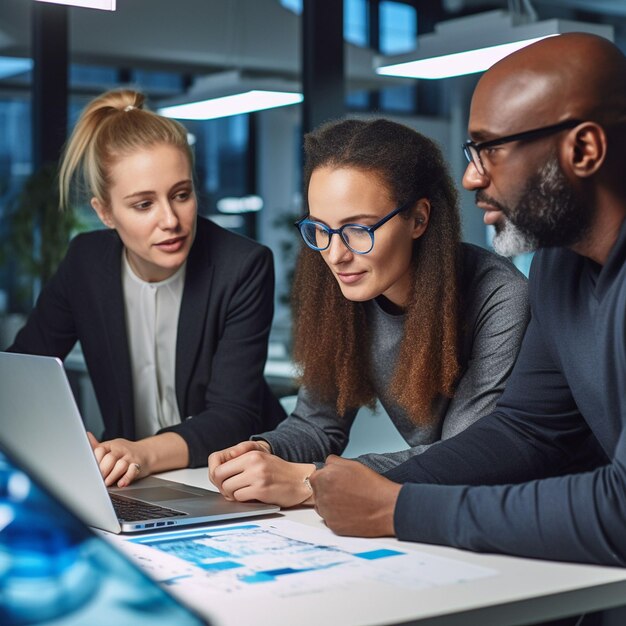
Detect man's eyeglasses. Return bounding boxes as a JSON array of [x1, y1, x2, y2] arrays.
[[463, 119, 583, 176], [295, 201, 413, 255]]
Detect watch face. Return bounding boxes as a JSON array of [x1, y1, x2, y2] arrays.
[[0, 447, 209, 626]]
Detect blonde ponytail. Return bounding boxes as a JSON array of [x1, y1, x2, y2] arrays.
[[58, 89, 191, 211]]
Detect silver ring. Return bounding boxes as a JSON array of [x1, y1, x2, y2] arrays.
[[133, 463, 141, 473], [303, 476, 313, 493]]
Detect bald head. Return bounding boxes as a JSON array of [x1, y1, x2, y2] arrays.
[[470, 33, 626, 137], [465, 33, 626, 262]]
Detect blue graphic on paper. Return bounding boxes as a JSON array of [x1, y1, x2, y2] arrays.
[[354, 549, 403, 560], [129, 523, 405, 587]]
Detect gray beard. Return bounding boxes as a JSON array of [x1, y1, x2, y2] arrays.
[[490, 156, 592, 257], [492, 219, 539, 257]]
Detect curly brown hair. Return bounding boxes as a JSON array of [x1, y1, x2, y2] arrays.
[[292, 118, 462, 424]]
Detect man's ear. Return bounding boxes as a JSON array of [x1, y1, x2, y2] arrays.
[[91, 197, 114, 228], [567, 122, 607, 179], [411, 198, 431, 239]]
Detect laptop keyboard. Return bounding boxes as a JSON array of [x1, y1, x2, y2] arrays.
[[110, 492, 188, 522]]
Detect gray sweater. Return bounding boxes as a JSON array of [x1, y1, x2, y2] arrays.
[[257, 244, 529, 473]]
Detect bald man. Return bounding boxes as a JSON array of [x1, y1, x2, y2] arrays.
[[310, 33, 626, 567]]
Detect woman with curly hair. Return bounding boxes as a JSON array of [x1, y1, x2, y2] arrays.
[[209, 117, 528, 507]]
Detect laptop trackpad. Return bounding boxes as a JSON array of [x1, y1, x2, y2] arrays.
[[128, 487, 202, 502]]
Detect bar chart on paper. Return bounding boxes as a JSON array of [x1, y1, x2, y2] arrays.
[[107, 519, 496, 598]]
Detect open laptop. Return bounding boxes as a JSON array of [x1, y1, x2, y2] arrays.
[[0, 352, 279, 534], [0, 438, 211, 625]]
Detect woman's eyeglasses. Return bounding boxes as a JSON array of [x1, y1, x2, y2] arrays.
[[295, 201, 413, 255]]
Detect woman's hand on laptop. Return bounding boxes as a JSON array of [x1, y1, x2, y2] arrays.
[[87, 432, 148, 487], [87, 431, 189, 488], [209, 442, 316, 507]]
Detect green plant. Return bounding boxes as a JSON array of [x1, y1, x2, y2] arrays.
[[0, 164, 82, 310], [273, 210, 301, 306]]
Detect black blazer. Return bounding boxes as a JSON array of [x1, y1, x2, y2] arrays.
[[9, 217, 285, 466]]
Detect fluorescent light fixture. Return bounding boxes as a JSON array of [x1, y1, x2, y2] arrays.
[[217, 195, 264, 214], [159, 91, 302, 121], [158, 71, 302, 121], [381, 36, 553, 79], [376, 10, 613, 80], [0, 57, 33, 80], [35, 0, 116, 9]]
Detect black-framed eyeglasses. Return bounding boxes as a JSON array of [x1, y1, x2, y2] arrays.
[[463, 119, 583, 176], [295, 201, 413, 255]]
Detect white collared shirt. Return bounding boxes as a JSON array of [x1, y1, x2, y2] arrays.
[[122, 251, 186, 439]]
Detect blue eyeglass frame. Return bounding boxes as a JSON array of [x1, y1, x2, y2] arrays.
[[294, 200, 414, 255]]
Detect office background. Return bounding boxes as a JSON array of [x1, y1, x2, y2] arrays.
[[1, 3, 626, 624], [0, 0, 623, 339], [0, 0, 623, 447]]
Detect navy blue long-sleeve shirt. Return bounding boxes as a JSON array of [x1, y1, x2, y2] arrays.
[[385, 219, 626, 566]]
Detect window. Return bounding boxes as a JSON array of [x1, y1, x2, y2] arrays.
[[0, 95, 32, 315], [0, 57, 32, 82], [380, 85, 416, 113], [380, 1, 417, 55], [180, 115, 251, 236], [279, 0, 302, 14], [279, 0, 369, 47], [344, 0, 368, 47], [0, 62, 255, 317], [70, 64, 118, 88], [131, 70, 184, 93]]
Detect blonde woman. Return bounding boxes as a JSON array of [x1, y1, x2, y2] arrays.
[[9, 89, 284, 487]]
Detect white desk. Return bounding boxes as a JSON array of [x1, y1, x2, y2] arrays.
[[147, 468, 626, 626]]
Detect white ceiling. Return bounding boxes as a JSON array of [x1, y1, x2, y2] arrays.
[[445, 0, 626, 18], [0, 0, 391, 89], [0, 0, 623, 84]]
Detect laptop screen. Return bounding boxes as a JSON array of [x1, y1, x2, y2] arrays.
[[0, 443, 210, 626]]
